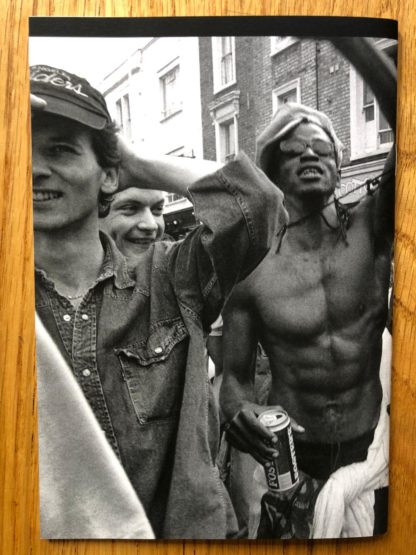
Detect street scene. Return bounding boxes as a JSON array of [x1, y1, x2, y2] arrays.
[[29, 27, 396, 539]]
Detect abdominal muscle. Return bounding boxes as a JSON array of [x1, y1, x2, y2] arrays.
[[246, 225, 389, 444], [263, 324, 384, 444]]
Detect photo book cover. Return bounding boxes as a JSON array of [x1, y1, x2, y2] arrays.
[[29, 15, 397, 540]]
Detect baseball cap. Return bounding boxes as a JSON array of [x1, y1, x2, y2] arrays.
[[256, 102, 343, 175], [30, 65, 111, 130]]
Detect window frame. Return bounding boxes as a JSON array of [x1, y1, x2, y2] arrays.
[[115, 93, 132, 140], [159, 63, 182, 121], [349, 38, 396, 160], [270, 36, 299, 56], [271, 79, 301, 115], [211, 36, 237, 94], [218, 118, 237, 163]]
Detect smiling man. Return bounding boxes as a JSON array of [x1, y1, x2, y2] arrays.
[[30, 64, 286, 539], [220, 101, 395, 538], [102, 188, 166, 267]]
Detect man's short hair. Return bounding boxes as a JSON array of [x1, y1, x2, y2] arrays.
[[90, 122, 120, 217], [30, 64, 121, 217]]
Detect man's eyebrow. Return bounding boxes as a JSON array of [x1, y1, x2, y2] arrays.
[[49, 133, 83, 145], [112, 199, 141, 210]]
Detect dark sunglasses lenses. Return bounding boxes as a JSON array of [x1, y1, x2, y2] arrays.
[[280, 139, 334, 156]]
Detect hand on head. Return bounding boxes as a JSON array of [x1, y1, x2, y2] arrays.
[[30, 93, 47, 110]]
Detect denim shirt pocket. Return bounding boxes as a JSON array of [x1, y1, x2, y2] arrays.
[[115, 318, 189, 425]]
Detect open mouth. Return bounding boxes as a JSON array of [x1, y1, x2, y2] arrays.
[[33, 190, 63, 202], [126, 237, 155, 245], [298, 167, 323, 179]]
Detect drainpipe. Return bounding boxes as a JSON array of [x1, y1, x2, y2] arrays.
[[315, 40, 320, 110]]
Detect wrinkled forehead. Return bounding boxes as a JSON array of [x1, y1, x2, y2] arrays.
[[112, 187, 166, 207]]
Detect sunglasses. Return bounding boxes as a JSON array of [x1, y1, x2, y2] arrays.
[[279, 139, 335, 157]]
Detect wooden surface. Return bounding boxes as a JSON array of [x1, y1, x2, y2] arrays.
[[0, 0, 414, 553]]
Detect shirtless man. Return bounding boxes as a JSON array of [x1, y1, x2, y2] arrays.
[[220, 40, 395, 537], [222, 104, 392, 443]]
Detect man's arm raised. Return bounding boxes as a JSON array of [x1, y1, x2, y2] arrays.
[[30, 94, 220, 199], [330, 37, 397, 245], [374, 146, 395, 246], [117, 135, 221, 198]]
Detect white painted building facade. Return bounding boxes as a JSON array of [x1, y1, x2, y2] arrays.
[[100, 37, 204, 220]]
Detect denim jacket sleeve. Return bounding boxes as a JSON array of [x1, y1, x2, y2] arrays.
[[168, 151, 286, 326]]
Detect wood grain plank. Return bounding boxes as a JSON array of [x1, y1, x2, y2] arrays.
[[0, 1, 414, 554]]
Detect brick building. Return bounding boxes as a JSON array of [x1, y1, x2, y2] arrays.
[[99, 36, 396, 238], [199, 36, 396, 201]]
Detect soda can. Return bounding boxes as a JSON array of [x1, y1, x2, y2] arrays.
[[258, 409, 299, 492]]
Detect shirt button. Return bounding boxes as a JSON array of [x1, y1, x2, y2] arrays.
[[81, 314, 89, 321], [63, 314, 71, 322], [82, 369, 91, 377], [154, 347, 163, 354]]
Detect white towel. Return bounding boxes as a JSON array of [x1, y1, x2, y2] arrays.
[[36, 313, 154, 539], [312, 330, 391, 538], [312, 403, 389, 537]]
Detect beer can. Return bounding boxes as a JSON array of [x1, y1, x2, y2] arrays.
[[258, 409, 299, 492]]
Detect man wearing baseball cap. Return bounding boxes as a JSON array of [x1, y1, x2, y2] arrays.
[[30, 64, 287, 539], [220, 41, 396, 538]]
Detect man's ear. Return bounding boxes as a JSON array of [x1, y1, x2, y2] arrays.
[[101, 167, 119, 194]]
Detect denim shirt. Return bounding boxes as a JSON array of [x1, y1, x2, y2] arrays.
[[35, 153, 284, 539]]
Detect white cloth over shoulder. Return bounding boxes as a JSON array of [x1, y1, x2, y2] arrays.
[[36, 313, 154, 539], [312, 330, 391, 538]]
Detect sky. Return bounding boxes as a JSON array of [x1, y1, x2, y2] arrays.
[[29, 37, 150, 87]]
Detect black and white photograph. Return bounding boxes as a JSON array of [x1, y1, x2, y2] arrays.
[[29, 16, 397, 540]]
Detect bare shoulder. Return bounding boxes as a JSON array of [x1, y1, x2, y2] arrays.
[[226, 245, 284, 312]]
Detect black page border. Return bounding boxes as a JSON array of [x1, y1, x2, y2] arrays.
[[29, 16, 397, 39]]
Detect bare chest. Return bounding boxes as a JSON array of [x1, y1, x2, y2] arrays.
[[248, 227, 390, 340]]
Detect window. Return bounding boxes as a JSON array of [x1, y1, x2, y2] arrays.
[[165, 147, 186, 204], [272, 79, 301, 114], [115, 94, 131, 139], [363, 82, 375, 122], [220, 37, 233, 85], [166, 192, 183, 204], [219, 119, 236, 162], [209, 91, 240, 163], [361, 83, 394, 150], [160, 65, 181, 119], [270, 36, 298, 55], [349, 39, 396, 159], [379, 111, 394, 145], [212, 37, 236, 92]]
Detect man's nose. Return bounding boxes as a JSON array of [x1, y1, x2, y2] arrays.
[[300, 145, 320, 159], [136, 209, 158, 232], [32, 150, 52, 179]]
